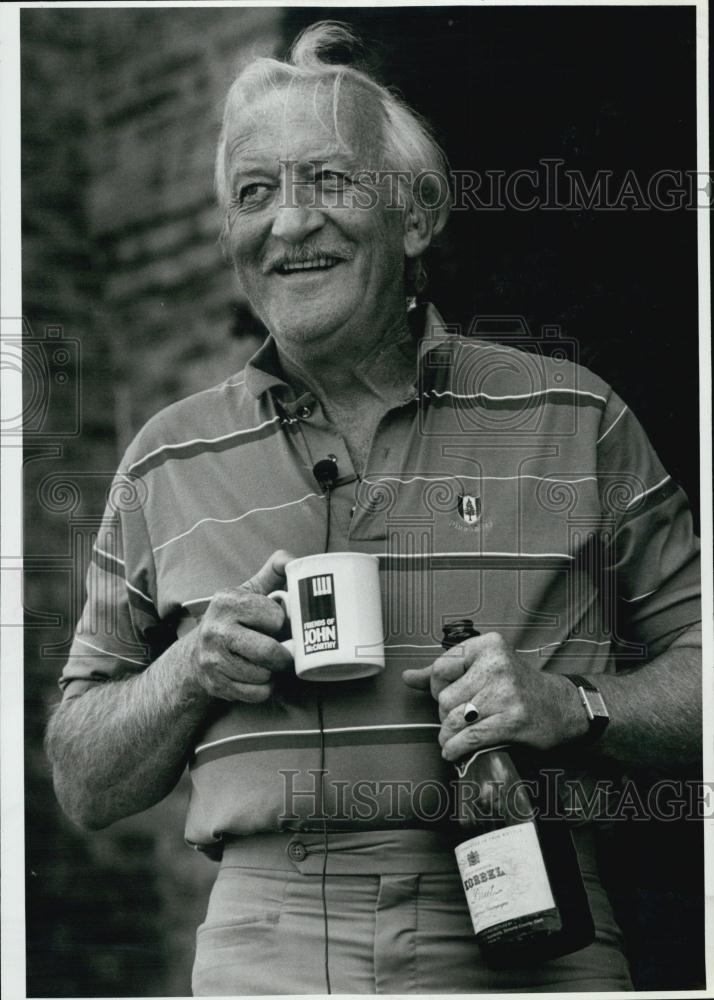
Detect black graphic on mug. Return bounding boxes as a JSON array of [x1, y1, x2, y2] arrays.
[[298, 574, 339, 654]]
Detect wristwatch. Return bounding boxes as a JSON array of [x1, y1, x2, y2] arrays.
[[563, 674, 610, 746]]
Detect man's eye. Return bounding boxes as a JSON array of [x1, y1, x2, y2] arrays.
[[238, 182, 272, 205]]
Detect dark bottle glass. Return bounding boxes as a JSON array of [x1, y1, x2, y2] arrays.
[[442, 622, 595, 968]]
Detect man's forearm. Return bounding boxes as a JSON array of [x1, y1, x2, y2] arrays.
[[569, 626, 703, 770], [46, 631, 212, 830]]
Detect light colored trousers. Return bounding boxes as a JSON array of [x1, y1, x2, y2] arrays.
[[192, 827, 632, 995]]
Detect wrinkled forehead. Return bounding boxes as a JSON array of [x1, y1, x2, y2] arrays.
[[224, 76, 384, 174]]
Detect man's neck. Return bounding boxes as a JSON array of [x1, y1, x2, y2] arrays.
[[277, 313, 420, 412]]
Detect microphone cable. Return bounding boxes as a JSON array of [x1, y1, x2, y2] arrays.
[[311, 455, 339, 994], [316, 696, 331, 995], [313, 455, 338, 554]]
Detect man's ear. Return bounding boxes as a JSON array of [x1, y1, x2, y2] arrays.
[[403, 206, 433, 259]]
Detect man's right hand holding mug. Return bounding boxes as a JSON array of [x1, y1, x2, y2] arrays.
[[187, 549, 296, 703]]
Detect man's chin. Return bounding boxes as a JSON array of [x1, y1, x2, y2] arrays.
[[270, 310, 351, 348]]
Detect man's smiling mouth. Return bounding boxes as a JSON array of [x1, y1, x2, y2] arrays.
[[275, 256, 343, 274]]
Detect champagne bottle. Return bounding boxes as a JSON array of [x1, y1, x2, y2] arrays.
[[442, 621, 595, 967]]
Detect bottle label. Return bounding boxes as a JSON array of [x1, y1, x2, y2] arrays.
[[455, 821, 556, 935]]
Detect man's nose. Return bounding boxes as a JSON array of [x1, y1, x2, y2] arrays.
[[270, 180, 325, 244]]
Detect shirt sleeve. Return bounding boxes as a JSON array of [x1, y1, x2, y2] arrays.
[[596, 388, 701, 661], [58, 457, 174, 700]]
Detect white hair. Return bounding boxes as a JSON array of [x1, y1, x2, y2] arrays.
[[215, 21, 451, 289]]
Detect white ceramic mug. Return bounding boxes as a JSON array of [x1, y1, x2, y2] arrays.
[[269, 552, 385, 681]]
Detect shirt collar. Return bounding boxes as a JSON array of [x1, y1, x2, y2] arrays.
[[242, 301, 454, 400], [243, 335, 289, 400]]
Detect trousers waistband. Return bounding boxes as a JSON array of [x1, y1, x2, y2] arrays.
[[220, 825, 597, 876], [221, 828, 462, 875]]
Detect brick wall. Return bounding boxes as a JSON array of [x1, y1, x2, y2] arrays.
[[85, 5, 282, 444]]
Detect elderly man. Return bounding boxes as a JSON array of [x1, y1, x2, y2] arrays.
[[47, 21, 701, 996]]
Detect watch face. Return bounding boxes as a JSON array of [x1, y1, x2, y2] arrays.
[[568, 676, 609, 734], [584, 690, 609, 721]]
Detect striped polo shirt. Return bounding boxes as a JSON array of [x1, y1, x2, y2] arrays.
[[59, 304, 701, 853]]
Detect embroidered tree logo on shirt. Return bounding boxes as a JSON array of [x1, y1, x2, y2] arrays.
[[457, 494, 481, 526]]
